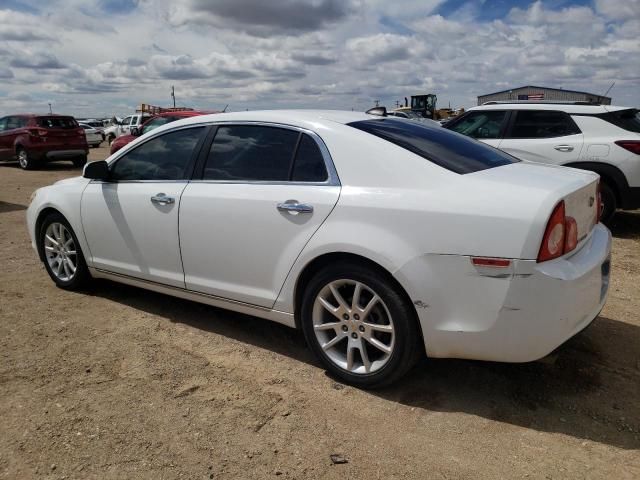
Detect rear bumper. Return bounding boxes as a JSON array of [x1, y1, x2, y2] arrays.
[[397, 223, 612, 362], [45, 149, 88, 160]]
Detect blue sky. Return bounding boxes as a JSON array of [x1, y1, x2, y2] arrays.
[[0, 0, 638, 116]]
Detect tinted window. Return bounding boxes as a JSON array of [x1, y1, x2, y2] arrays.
[[348, 118, 518, 174], [6, 116, 24, 130], [121, 116, 132, 126], [203, 125, 298, 181], [0, 117, 7, 131], [292, 134, 328, 182], [448, 111, 507, 139], [600, 109, 640, 133], [508, 110, 580, 138], [111, 127, 204, 181], [37, 116, 78, 129]]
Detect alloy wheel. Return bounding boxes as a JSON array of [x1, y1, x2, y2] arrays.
[[312, 279, 395, 374], [18, 150, 28, 169], [44, 222, 78, 282]]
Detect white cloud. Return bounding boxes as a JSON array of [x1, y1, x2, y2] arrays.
[[0, 0, 637, 117]]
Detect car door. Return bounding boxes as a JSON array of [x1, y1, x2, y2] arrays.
[[179, 124, 341, 308], [118, 116, 132, 136], [0, 117, 9, 160], [497, 110, 584, 165], [445, 110, 508, 148], [81, 125, 207, 287]]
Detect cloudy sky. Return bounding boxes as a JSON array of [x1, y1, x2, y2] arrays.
[[0, 0, 638, 117]]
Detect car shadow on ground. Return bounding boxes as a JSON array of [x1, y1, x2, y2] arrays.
[[0, 201, 27, 213], [608, 211, 640, 240], [88, 280, 639, 451]]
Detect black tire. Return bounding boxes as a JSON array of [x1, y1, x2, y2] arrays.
[[16, 146, 38, 170], [73, 156, 87, 168], [39, 212, 91, 290], [107, 134, 115, 144], [300, 262, 422, 389], [600, 181, 616, 225]]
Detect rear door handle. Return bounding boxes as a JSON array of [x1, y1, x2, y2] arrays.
[[554, 145, 574, 152], [277, 201, 313, 214], [150, 193, 175, 205]]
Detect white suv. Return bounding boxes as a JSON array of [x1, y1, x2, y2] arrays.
[[445, 103, 640, 222]]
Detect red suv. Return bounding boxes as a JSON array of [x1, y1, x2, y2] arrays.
[[0, 114, 88, 170], [110, 110, 212, 154]]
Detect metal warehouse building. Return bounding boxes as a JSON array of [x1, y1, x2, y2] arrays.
[[477, 85, 611, 105]]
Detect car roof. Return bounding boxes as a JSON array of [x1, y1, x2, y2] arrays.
[[156, 110, 374, 131], [469, 103, 629, 114]]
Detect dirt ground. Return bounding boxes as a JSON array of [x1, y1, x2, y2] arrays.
[[1, 146, 639, 479]]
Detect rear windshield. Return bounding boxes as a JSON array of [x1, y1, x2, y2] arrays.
[[605, 109, 640, 133], [348, 118, 519, 174], [36, 116, 78, 129]]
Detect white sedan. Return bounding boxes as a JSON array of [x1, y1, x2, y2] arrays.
[[27, 111, 611, 388], [79, 123, 103, 148]]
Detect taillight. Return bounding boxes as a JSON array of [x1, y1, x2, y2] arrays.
[[615, 140, 640, 155], [564, 216, 578, 252], [28, 128, 48, 137], [538, 202, 566, 262]]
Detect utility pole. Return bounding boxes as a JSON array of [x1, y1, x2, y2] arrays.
[[171, 85, 176, 108], [374, 99, 380, 107], [395, 100, 400, 108], [48, 103, 52, 114]]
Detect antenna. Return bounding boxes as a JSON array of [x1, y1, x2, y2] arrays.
[[222, 104, 229, 112], [601, 81, 615, 100]]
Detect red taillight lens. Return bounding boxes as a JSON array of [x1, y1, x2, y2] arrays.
[[615, 140, 640, 155], [537, 201, 566, 262], [564, 216, 578, 253]]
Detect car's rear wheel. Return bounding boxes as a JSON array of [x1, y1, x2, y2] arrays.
[[600, 181, 616, 224], [301, 263, 421, 388], [40, 213, 91, 290], [16, 147, 37, 170], [73, 156, 87, 168]]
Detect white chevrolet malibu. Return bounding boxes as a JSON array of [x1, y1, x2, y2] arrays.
[[27, 110, 611, 388]]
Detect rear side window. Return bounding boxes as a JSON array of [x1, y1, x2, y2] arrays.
[[348, 118, 518, 174], [447, 110, 507, 139], [292, 134, 328, 182], [203, 125, 299, 181], [600, 109, 640, 133], [37, 116, 78, 129], [507, 110, 580, 138]]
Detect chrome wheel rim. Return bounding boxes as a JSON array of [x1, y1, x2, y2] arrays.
[[18, 150, 28, 168], [44, 223, 77, 282], [312, 279, 395, 374]]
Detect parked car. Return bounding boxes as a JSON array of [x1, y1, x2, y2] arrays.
[[444, 103, 640, 222], [27, 111, 610, 388], [81, 119, 106, 140], [0, 114, 88, 170], [79, 123, 103, 148], [110, 110, 210, 154]]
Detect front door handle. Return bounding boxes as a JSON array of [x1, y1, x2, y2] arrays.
[[554, 145, 574, 152], [151, 193, 175, 205], [277, 201, 313, 214]]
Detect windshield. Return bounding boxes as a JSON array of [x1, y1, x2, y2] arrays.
[[142, 116, 176, 134], [348, 118, 519, 174]]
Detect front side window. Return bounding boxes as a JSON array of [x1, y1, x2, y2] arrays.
[[110, 127, 204, 181], [447, 111, 507, 139], [121, 116, 132, 126], [203, 125, 299, 181], [349, 118, 518, 174], [508, 110, 581, 138]]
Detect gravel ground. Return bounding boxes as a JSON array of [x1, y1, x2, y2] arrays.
[[1, 146, 639, 479]]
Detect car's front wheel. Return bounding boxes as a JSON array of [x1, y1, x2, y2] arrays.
[[301, 262, 421, 388], [40, 213, 91, 290]]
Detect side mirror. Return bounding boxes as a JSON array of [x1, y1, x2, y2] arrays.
[[83, 160, 109, 180], [131, 127, 140, 136]]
